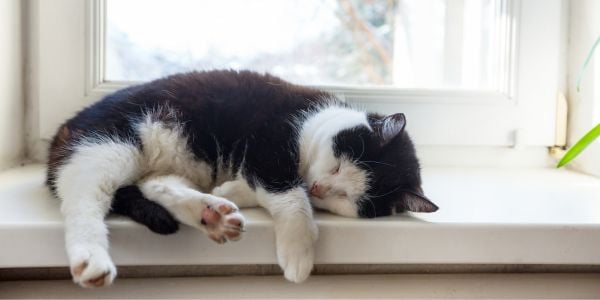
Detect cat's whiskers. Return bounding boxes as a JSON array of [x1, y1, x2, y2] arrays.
[[358, 135, 365, 160], [361, 160, 396, 168], [370, 185, 403, 199]]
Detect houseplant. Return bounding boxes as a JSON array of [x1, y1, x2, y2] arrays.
[[557, 35, 600, 168]]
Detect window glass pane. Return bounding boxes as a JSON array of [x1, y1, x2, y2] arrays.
[[106, 0, 503, 89]]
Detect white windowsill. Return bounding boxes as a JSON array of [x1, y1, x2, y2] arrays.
[[1, 164, 600, 268]]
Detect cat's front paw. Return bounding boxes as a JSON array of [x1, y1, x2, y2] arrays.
[[201, 199, 245, 243], [69, 246, 116, 288], [276, 222, 318, 283], [278, 240, 314, 283]]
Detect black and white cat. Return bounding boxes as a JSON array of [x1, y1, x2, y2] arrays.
[[46, 70, 437, 288]]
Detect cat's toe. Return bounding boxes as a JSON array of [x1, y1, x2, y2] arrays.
[[277, 242, 314, 283], [70, 247, 116, 288], [201, 199, 245, 243], [201, 205, 221, 226], [222, 212, 245, 241]]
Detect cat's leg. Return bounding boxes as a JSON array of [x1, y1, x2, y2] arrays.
[[255, 186, 318, 283], [111, 185, 179, 235], [56, 142, 143, 288], [211, 179, 259, 208], [212, 179, 318, 280], [139, 175, 245, 243]]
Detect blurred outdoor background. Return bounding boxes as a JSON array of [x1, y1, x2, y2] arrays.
[[106, 0, 501, 89]]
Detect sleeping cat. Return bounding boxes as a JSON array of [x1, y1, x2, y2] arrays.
[[46, 70, 437, 288]]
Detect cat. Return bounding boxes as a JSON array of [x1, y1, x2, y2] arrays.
[[46, 70, 437, 288]]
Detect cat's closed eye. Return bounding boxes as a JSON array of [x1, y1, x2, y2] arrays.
[[330, 164, 341, 175], [335, 190, 348, 197]]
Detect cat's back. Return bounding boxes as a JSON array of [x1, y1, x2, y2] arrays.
[[60, 70, 330, 143], [83, 70, 326, 127], [159, 70, 329, 121]]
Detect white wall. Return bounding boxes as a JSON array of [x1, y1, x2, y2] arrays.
[[567, 0, 600, 176], [0, 0, 24, 170]]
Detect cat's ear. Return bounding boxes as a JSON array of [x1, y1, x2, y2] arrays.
[[395, 190, 438, 213], [374, 113, 406, 147]]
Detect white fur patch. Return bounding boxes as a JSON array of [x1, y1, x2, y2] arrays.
[[56, 141, 143, 287], [211, 177, 258, 208], [136, 115, 214, 191]]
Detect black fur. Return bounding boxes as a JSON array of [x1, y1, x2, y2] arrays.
[[111, 186, 179, 234]]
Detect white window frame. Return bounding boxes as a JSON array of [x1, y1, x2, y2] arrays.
[[30, 0, 565, 154]]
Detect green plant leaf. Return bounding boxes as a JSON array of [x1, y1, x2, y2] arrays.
[[557, 123, 600, 168], [577, 35, 600, 92]]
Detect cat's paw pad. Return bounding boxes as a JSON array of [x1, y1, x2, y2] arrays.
[[202, 200, 245, 243], [277, 236, 315, 283], [69, 247, 116, 288]]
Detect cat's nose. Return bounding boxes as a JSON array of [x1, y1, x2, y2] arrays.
[[310, 183, 322, 198]]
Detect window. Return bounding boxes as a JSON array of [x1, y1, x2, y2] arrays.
[[32, 0, 565, 158], [106, 0, 504, 90]]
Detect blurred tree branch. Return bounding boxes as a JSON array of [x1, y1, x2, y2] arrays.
[[338, 0, 393, 68]]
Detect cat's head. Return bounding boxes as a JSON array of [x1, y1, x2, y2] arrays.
[[305, 112, 438, 218]]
